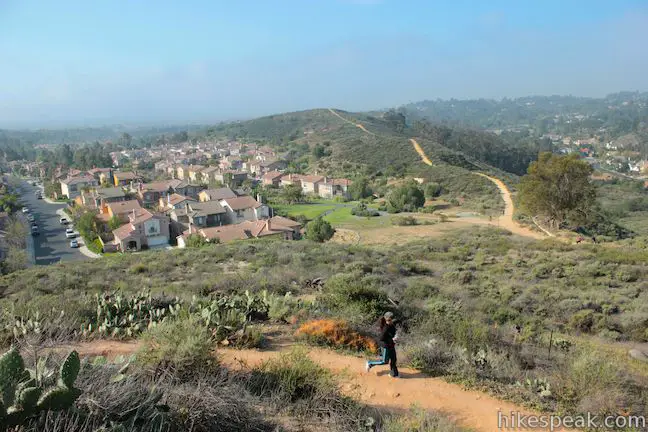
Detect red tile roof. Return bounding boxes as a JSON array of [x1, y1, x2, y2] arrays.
[[220, 195, 262, 210]]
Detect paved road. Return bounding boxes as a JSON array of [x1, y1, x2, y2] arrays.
[[17, 181, 87, 265]]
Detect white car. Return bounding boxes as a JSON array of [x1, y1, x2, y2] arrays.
[[65, 228, 76, 239], [59, 217, 69, 225], [22, 207, 29, 213], [69, 239, 79, 248]]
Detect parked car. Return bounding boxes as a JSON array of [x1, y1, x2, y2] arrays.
[[59, 217, 69, 225], [65, 228, 76, 239], [31, 223, 38, 228], [22, 207, 29, 213], [36, 193, 42, 199], [27, 214, 35, 222], [69, 239, 79, 248], [31, 226, 39, 236]]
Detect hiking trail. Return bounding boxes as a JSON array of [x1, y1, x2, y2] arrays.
[[327, 107, 547, 240], [66, 340, 572, 432]]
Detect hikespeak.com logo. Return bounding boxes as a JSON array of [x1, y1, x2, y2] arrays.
[[498, 410, 646, 430]]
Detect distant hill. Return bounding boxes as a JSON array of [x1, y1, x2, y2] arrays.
[[0, 124, 206, 147], [400, 92, 648, 137], [204, 108, 533, 176]]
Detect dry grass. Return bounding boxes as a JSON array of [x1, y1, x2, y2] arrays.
[[296, 319, 378, 353]]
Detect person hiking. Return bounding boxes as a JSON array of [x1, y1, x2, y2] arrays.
[[366, 312, 399, 378]]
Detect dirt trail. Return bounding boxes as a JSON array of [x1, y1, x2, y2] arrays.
[[327, 107, 547, 240], [66, 340, 571, 432], [409, 138, 433, 166], [472, 173, 545, 240], [328, 108, 376, 136]]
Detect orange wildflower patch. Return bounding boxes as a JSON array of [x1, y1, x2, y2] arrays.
[[295, 319, 378, 353]]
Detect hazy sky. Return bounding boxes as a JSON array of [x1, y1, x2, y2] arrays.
[[1, 0, 647, 128]]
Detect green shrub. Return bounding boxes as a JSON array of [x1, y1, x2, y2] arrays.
[[391, 216, 418, 226], [350, 203, 379, 217], [321, 273, 388, 323], [138, 316, 216, 376], [247, 348, 360, 424]]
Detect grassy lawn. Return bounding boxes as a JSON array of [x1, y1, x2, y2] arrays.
[[322, 207, 354, 224], [272, 203, 336, 219]]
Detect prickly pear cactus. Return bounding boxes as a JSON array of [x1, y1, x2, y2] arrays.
[[0, 348, 82, 430]]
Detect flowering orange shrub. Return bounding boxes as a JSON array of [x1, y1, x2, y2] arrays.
[[295, 319, 378, 353]]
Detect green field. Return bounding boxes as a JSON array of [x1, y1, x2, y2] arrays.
[[272, 203, 336, 219]]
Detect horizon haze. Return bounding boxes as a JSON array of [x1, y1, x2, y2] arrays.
[[1, 0, 648, 129]]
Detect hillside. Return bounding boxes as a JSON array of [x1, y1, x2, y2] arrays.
[[207, 108, 502, 172], [1, 228, 647, 431]]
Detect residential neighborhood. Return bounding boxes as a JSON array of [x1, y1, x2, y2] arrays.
[[15, 138, 356, 255]]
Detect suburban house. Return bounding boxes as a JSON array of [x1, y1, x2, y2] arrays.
[[87, 168, 113, 182], [167, 200, 226, 239], [200, 166, 220, 184], [177, 216, 301, 247], [160, 193, 196, 210], [113, 171, 142, 187], [219, 195, 270, 224], [75, 187, 126, 209], [154, 161, 171, 173], [105, 200, 143, 223], [300, 175, 325, 194], [109, 208, 170, 252], [248, 159, 286, 175], [60, 175, 99, 199], [136, 180, 182, 207], [318, 178, 353, 199], [279, 174, 304, 188], [212, 170, 248, 188], [176, 164, 204, 180], [220, 156, 243, 171], [188, 165, 206, 182], [198, 187, 238, 202], [173, 181, 204, 199], [262, 171, 283, 186]]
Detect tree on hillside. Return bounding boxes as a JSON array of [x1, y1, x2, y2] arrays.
[[518, 152, 596, 228], [387, 182, 425, 213], [282, 184, 304, 204], [424, 182, 442, 199], [306, 217, 335, 243], [384, 109, 407, 133], [348, 177, 372, 200]]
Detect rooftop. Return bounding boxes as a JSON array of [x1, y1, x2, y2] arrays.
[[113, 171, 140, 180], [189, 201, 226, 216], [220, 195, 262, 211], [200, 187, 237, 201], [107, 200, 142, 215]]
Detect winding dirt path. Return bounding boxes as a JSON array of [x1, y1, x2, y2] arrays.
[[409, 138, 433, 166], [66, 340, 570, 432], [328, 108, 376, 136], [471, 173, 545, 240], [327, 107, 546, 240]]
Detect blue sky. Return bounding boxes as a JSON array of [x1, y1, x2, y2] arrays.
[[1, 0, 647, 128]]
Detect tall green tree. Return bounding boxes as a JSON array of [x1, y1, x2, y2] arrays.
[[282, 184, 304, 204], [387, 182, 425, 213], [306, 217, 335, 243], [348, 177, 372, 200], [518, 152, 596, 228]]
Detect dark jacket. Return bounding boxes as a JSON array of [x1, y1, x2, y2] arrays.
[[380, 323, 397, 348]]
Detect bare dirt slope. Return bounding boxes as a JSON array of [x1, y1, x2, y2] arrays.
[[66, 340, 571, 432]]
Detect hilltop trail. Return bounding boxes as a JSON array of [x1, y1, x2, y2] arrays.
[[327, 108, 547, 240], [472, 173, 545, 239], [409, 138, 433, 166], [328, 108, 375, 136], [66, 340, 571, 432]]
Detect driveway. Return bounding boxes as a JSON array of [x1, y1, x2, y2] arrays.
[[18, 181, 88, 265]]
